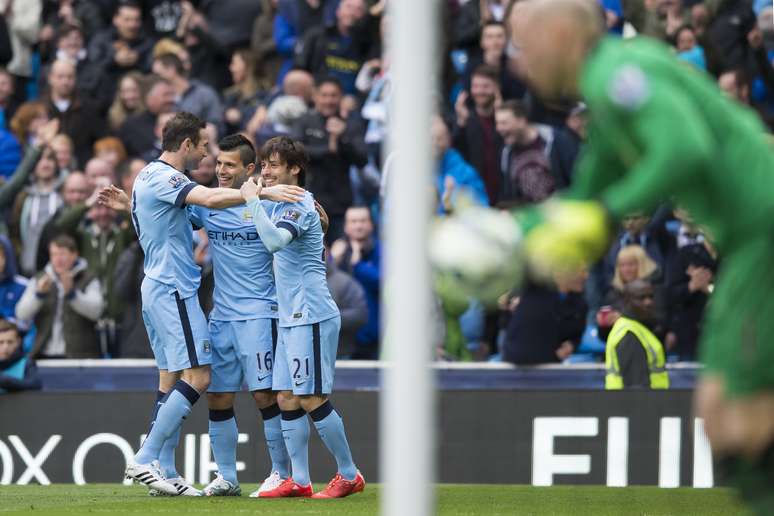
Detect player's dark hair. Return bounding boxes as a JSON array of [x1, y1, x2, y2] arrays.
[[161, 112, 205, 152], [218, 134, 256, 167], [0, 318, 20, 338], [50, 234, 79, 253], [155, 52, 186, 77], [260, 136, 309, 187], [471, 64, 499, 83], [497, 99, 528, 119], [315, 75, 343, 93]]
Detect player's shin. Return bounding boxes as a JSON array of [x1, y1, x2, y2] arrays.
[[309, 401, 357, 481], [260, 403, 290, 478], [280, 408, 311, 486], [208, 407, 238, 484], [135, 380, 200, 464]]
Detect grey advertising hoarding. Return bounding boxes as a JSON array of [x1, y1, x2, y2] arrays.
[[0, 390, 715, 487]]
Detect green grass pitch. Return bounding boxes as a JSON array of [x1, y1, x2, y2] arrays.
[[0, 484, 749, 516]]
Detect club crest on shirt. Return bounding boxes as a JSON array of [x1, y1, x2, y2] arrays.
[[168, 174, 187, 189], [242, 208, 253, 222], [281, 209, 301, 222]]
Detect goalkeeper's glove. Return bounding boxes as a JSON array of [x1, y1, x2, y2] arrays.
[[522, 199, 611, 279]]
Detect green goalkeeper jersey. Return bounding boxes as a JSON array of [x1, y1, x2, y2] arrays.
[[570, 36, 774, 254]]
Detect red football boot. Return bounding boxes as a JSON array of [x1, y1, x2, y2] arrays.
[[258, 477, 313, 498], [311, 471, 366, 499]]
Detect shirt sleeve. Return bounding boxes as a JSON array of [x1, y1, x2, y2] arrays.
[[274, 202, 313, 240], [187, 205, 204, 229], [152, 170, 197, 208], [591, 63, 712, 219]]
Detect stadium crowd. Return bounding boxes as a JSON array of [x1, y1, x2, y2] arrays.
[[0, 0, 772, 391]]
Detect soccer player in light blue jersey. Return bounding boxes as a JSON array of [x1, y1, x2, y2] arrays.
[[186, 134, 290, 497], [98, 114, 304, 496], [239, 136, 365, 499]]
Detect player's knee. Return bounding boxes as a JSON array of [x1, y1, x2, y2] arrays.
[[251, 389, 276, 409], [276, 390, 300, 411], [182, 366, 211, 393], [207, 392, 235, 409], [298, 395, 328, 413]]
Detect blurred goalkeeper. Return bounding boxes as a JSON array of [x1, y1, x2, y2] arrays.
[[487, 0, 774, 510]]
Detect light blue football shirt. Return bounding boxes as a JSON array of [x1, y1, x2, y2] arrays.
[[131, 160, 200, 297], [252, 193, 339, 327], [188, 204, 278, 321]]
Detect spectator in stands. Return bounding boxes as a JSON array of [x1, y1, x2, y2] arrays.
[[38, 0, 104, 45], [664, 209, 716, 360], [140, 111, 175, 163], [107, 71, 145, 131], [330, 206, 381, 359], [0, 119, 59, 237], [87, 0, 153, 107], [455, 0, 509, 51], [675, 24, 707, 70], [118, 75, 175, 158], [462, 21, 525, 101], [35, 171, 90, 271], [173, 3, 231, 92], [249, 0, 283, 86], [44, 59, 107, 166], [0, 121, 21, 179], [0, 67, 19, 130], [601, 0, 624, 34], [293, 76, 368, 241], [718, 68, 774, 130], [117, 157, 146, 196], [152, 52, 223, 130], [223, 49, 269, 134], [640, 0, 691, 42], [603, 209, 673, 287], [9, 101, 49, 148], [197, 0, 263, 52], [431, 115, 489, 213], [295, 0, 372, 94], [502, 268, 588, 365], [0, 236, 27, 324], [16, 234, 104, 358], [274, 0, 339, 84], [3, 0, 41, 102], [605, 279, 669, 390], [0, 319, 41, 393], [326, 245, 368, 358], [50, 133, 76, 175], [93, 137, 128, 169], [255, 95, 309, 146], [42, 24, 100, 97], [703, 0, 757, 74], [453, 64, 503, 206], [495, 100, 561, 206], [84, 157, 116, 193], [610, 245, 659, 296], [246, 69, 315, 137], [75, 203, 135, 356], [10, 138, 66, 277], [113, 240, 150, 357]]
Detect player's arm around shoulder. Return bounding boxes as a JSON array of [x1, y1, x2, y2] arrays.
[[184, 184, 246, 210], [240, 177, 304, 253]]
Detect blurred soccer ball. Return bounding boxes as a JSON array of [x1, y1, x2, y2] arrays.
[[429, 207, 524, 306]]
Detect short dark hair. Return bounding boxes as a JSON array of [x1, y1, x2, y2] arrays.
[[471, 64, 499, 83], [115, 0, 141, 15], [316, 76, 343, 92], [50, 234, 79, 253], [0, 318, 20, 338], [57, 24, 83, 43], [481, 21, 506, 32], [218, 134, 256, 167], [497, 99, 528, 119], [162, 112, 206, 152], [155, 53, 186, 77], [260, 136, 309, 186]]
